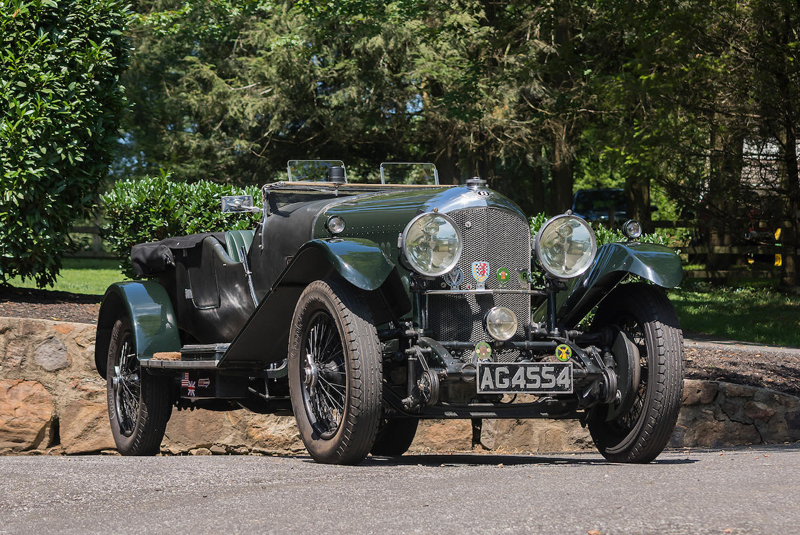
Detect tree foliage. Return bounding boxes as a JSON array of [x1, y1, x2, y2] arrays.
[[0, 0, 129, 286], [118, 0, 800, 284]]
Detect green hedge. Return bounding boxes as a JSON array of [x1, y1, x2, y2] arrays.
[[0, 0, 130, 287], [101, 174, 260, 277]]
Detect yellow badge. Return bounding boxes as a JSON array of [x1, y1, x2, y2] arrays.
[[556, 344, 572, 362]]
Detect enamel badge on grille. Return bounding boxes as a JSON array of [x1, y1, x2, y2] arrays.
[[471, 261, 490, 290]]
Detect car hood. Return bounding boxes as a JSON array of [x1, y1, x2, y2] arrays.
[[314, 185, 526, 238]]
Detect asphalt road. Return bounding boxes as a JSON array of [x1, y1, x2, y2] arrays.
[[1, 446, 799, 535]]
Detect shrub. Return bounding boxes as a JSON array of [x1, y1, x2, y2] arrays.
[[0, 0, 130, 287], [101, 174, 260, 277]]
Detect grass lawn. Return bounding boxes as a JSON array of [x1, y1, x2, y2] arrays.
[[669, 286, 800, 348], [6, 259, 800, 348], [5, 258, 127, 296]]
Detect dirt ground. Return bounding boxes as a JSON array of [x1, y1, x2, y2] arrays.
[[2, 285, 799, 397]]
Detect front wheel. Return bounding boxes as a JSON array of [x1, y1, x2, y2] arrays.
[[587, 283, 684, 463], [288, 280, 382, 465], [106, 316, 172, 455]]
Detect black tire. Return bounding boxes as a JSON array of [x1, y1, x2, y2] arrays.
[[587, 282, 684, 463], [288, 280, 382, 465], [370, 418, 419, 457], [106, 316, 172, 456]]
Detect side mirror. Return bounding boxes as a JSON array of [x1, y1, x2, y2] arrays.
[[221, 195, 260, 213]]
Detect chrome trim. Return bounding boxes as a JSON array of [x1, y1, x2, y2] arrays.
[[424, 289, 546, 296]]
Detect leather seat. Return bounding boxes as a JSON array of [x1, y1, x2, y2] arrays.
[[224, 230, 255, 263]]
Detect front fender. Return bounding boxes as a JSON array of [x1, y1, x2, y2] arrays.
[[534, 242, 683, 329], [94, 281, 181, 377], [285, 238, 395, 291]]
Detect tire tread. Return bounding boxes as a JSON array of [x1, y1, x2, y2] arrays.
[[589, 282, 684, 463]]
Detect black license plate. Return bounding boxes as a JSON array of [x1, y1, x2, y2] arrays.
[[476, 362, 573, 394]]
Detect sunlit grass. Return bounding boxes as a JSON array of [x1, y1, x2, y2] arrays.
[[669, 286, 800, 348], [5, 258, 127, 296]]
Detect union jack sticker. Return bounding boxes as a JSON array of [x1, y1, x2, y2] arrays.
[[187, 381, 196, 397]]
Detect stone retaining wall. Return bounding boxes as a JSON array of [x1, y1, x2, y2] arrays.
[[1, 317, 798, 455]]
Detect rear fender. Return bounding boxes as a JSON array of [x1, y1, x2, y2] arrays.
[[534, 242, 683, 330], [94, 281, 181, 378], [218, 238, 410, 369]]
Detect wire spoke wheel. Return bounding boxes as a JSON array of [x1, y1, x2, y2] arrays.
[[588, 283, 684, 463], [300, 312, 347, 439], [289, 280, 382, 465], [105, 316, 172, 456], [112, 338, 141, 437]]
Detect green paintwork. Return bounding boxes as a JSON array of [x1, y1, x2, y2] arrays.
[[311, 184, 527, 285], [99, 281, 181, 359], [297, 238, 395, 291], [533, 242, 683, 328], [585, 242, 683, 288], [315, 186, 524, 239]]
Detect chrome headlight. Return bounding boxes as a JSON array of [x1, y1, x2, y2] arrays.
[[401, 212, 462, 277], [534, 214, 597, 279]]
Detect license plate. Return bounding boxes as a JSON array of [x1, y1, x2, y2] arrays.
[[476, 362, 573, 394]]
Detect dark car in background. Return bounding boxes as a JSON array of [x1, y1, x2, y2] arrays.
[[95, 162, 685, 465], [572, 188, 630, 225]]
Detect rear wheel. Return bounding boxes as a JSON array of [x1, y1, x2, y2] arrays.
[[106, 316, 172, 455], [370, 418, 418, 456], [288, 280, 382, 465], [588, 283, 684, 463]]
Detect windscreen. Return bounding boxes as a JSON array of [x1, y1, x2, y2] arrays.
[[380, 162, 439, 185], [287, 160, 346, 182]]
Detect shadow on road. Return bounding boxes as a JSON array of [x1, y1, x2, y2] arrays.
[[350, 452, 698, 467]]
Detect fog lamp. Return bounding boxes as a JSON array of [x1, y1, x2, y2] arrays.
[[622, 219, 643, 240], [484, 306, 518, 341]]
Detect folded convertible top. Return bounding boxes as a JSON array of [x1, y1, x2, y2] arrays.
[[130, 232, 225, 277]]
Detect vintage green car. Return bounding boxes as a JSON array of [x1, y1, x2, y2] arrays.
[[95, 161, 684, 464]]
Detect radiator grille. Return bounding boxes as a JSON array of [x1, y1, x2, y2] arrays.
[[427, 207, 531, 362]]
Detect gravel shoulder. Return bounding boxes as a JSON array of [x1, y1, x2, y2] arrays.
[[2, 285, 799, 397]]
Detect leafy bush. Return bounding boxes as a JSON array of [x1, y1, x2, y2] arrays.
[[101, 173, 260, 277], [0, 0, 130, 287]]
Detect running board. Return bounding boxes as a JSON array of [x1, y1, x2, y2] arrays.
[[140, 343, 230, 370]]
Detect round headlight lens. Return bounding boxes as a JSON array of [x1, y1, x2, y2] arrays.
[[484, 306, 518, 341], [326, 215, 346, 235], [402, 212, 462, 277], [535, 214, 597, 279]]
